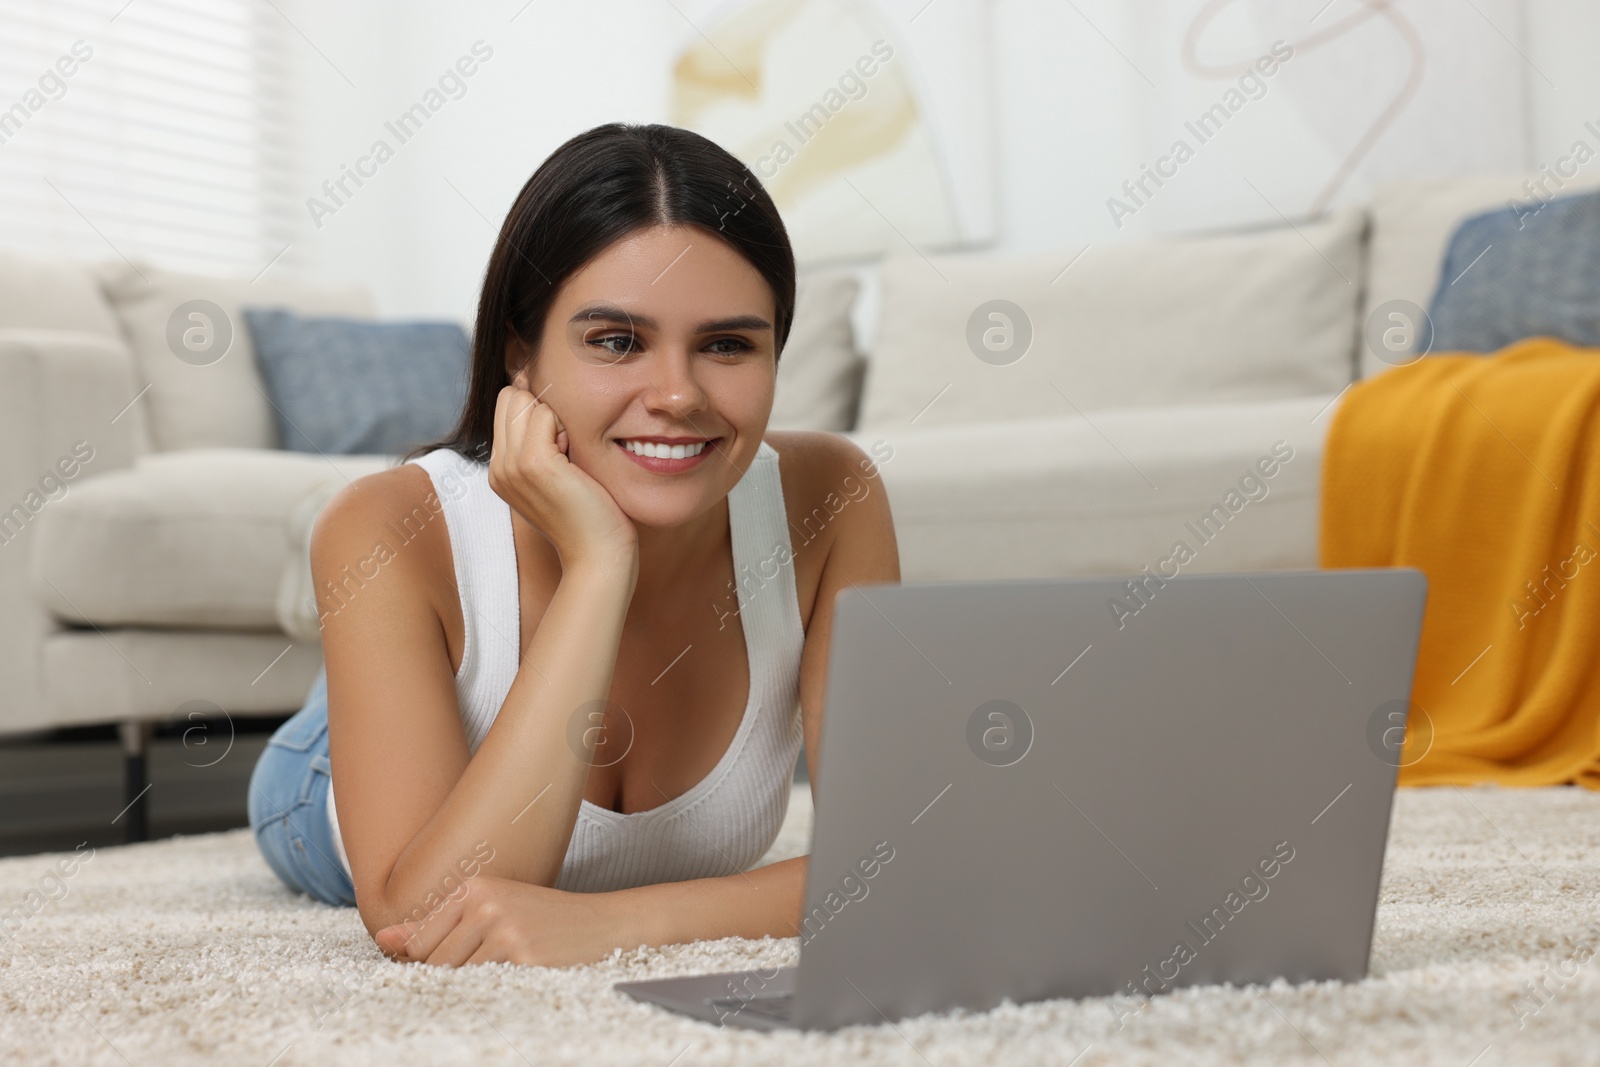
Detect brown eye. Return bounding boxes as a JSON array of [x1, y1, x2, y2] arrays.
[[590, 332, 639, 358], [706, 336, 753, 356]]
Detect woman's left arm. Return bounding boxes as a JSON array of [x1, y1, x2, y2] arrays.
[[376, 433, 900, 966]]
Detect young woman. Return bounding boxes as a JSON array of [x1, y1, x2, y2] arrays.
[[246, 123, 899, 968]]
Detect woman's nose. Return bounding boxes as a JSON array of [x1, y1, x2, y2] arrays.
[[643, 347, 709, 418]]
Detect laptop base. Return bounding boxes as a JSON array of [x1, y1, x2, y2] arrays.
[[616, 965, 800, 1030]]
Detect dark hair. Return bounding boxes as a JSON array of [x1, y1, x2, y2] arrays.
[[408, 122, 795, 463]]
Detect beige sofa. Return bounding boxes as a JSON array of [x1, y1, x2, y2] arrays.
[[0, 174, 1559, 833]]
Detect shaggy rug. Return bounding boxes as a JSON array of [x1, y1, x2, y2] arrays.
[[1, 783, 1596, 1066]]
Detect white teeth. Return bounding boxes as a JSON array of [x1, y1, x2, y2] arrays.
[[622, 439, 706, 460]]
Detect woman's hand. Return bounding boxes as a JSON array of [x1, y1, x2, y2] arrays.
[[373, 875, 638, 967], [489, 383, 637, 575]]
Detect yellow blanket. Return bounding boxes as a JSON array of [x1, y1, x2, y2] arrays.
[[1321, 337, 1600, 788]]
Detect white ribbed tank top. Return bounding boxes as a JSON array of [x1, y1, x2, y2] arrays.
[[326, 441, 806, 893]]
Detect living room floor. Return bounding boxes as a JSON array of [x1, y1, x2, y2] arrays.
[[0, 723, 813, 858], [0, 720, 275, 859], [2, 781, 1595, 1066]]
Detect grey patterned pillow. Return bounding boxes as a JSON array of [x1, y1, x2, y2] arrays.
[[1428, 189, 1600, 353], [244, 308, 469, 455]]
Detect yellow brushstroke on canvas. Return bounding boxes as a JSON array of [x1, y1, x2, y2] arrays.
[[669, 0, 918, 209]]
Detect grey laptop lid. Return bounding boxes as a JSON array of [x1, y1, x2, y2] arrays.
[[614, 569, 1428, 1031], [786, 568, 1426, 1030]]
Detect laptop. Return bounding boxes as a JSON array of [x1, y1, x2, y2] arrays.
[[615, 568, 1428, 1031]]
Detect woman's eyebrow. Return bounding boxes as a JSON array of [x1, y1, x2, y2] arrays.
[[570, 303, 647, 328], [697, 314, 772, 333], [569, 304, 771, 333]]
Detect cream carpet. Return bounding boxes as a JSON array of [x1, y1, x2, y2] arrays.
[[2, 783, 1596, 1066]]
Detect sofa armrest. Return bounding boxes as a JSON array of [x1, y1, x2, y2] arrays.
[[0, 329, 145, 734], [277, 480, 343, 643]]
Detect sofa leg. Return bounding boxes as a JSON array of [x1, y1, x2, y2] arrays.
[[118, 720, 154, 843]]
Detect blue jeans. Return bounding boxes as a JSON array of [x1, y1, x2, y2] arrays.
[[247, 668, 357, 907]]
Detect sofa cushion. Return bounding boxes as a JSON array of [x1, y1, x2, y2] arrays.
[[1361, 170, 1600, 377], [0, 250, 121, 337], [770, 270, 863, 432], [30, 449, 391, 630], [41, 629, 324, 730], [96, 264, 376, 452], [856, 207, 1364, 431], [245, 309, 471, 455], [847, 394, 1333, 583], [857, 207, 1369, 435]]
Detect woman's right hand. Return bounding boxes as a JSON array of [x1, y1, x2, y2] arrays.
[[488, 383, 638, 577]]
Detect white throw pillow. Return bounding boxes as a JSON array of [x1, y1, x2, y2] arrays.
[[770, 270, 863, 432], [857, 207, 1366, 430], [0, 249, 121, 337], [97, 263, 375, 452], [1361, 171, 1600, 377]]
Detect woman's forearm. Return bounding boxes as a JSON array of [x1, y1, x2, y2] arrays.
[[611, 855, 811, 949], [374, 560, 636, 927]]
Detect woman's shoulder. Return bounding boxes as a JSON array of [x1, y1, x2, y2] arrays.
[[308, 457, 458, 608], [762, 430, 884, 482], [315, 459, 442, 533], [763, 429, 894, 545], [762, 430, 898, 630]]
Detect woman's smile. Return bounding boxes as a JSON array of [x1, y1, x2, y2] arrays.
[[614, 434, 721, 474]]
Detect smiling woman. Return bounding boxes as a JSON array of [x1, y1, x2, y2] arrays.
[[245, 122, 899, 968]]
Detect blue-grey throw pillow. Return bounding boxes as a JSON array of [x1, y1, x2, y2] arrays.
[[1427, 188, 1600, 353], [244, 308, 469, 455]]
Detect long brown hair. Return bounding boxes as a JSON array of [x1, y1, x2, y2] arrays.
[[408, 122, 795, 463]]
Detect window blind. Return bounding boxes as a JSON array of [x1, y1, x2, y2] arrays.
[[0, 0, 296, 277]]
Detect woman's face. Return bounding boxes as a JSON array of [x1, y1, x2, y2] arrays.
[[509, 223, 777, 530]]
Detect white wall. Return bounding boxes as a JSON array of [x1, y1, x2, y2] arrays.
[[1524, 0, 1600, 171], [282, 0, 684, 322], [279, 0, 1600, 327]]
